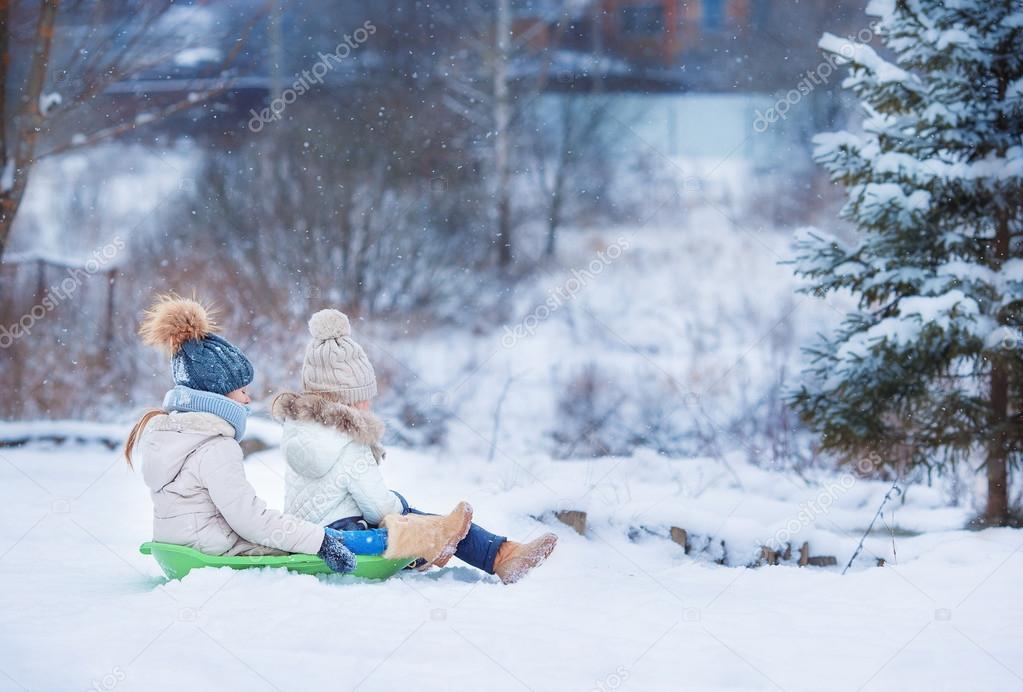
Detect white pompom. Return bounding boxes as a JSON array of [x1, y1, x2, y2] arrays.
[[308, 309, 351, 340]]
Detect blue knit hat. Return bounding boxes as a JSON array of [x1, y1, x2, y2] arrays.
[[140, 295, 254, 395], [171, 333, 254, 395]]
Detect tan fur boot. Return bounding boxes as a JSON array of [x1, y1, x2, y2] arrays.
[[415, 550, 454, 572], [380, 502, 473, 564], [493, 533, 558, 585]]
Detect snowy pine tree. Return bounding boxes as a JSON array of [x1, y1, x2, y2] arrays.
[[792, 0, 1023, 525]]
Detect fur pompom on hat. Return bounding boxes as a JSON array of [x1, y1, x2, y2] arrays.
[[302, 309, 377, 404], [139, 294, 254, 395], [139, 295, 217, 356]]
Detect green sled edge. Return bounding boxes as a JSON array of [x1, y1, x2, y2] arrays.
[[140, 541, 412, 581]]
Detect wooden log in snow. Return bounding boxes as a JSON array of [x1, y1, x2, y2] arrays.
[[807, 555, 838, 567], [798, 542, 810, 566], [555, 510, 587, 535], [669, 527, 689, 553], [796, 542, 838, 567]]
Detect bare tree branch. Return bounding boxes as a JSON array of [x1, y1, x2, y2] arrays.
[[0, 0, 59, 260], [0, 0, 272, 262], [0, 0, 9, 169], [37, 84, 231, 160]]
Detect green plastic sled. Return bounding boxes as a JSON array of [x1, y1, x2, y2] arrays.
[[139, 542, 412, 581]]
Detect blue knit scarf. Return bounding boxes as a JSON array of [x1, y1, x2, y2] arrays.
[[162, 385, 250, 441]]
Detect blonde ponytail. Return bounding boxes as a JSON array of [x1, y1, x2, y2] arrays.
[[124, 409, 165, 468]]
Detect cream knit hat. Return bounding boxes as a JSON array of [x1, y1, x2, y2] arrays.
[[301, 309, 378, 404]]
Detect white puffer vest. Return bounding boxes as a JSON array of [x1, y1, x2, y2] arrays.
[[273, 392, 403, 526]]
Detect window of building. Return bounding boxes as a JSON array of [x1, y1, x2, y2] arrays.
[[619, 4, 664, 36], [702, 0, 725, 30], [751, 0, 770, 29]]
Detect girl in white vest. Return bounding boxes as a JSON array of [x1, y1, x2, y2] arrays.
[[274, 309, 558, 584]]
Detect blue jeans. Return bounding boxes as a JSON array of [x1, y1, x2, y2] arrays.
[[327, 492, 507, 574]]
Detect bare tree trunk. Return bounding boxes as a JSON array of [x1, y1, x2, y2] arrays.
[[34, 259, 45, 299], [338, 184, 354, 288], [0, 1, 8, 182], [544, 99, 574, 258], [591, 0, 603, 94], [269, 0, 284, 100], [493, 0, 512, 268], [545, 169, 566, 257], [0, 2, 265, 265], [544, 196, 561, 257], [105, 268, 117, 349], [0, 0, 60, 261]]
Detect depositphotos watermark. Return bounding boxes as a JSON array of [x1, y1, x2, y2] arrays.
[[752, 21, 880, 133], [501, 236, 631, 348], [763, 473, 856, 551], [85, 666, 125, 692], [591, 666, 630, 692], [761, 452, 880, 551], [0, 236, 125, 349], [248, 21, 376, 132]]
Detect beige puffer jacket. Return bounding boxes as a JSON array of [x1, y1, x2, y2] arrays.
[[139, 411, 324, 556]]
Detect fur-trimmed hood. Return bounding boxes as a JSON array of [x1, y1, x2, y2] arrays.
[[274, 392, 403, 525], [271, 391, 385, 449]]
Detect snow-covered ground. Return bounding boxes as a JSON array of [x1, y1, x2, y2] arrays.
[[2, 439, 1021, 692], [3, 213, 1022, 691]]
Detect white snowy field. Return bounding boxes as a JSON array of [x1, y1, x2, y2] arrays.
[[3, 215, 1022, 691], [2, 440, 1022, 692]]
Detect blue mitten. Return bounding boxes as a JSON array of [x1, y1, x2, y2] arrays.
[[318, 528, 357, 573]]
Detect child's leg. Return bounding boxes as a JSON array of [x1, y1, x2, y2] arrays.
[[447, 518, 506, 573], [391, 492, 507, 573]]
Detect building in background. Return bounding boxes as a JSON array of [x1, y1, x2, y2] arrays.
[[516, 0, 866, 91]]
